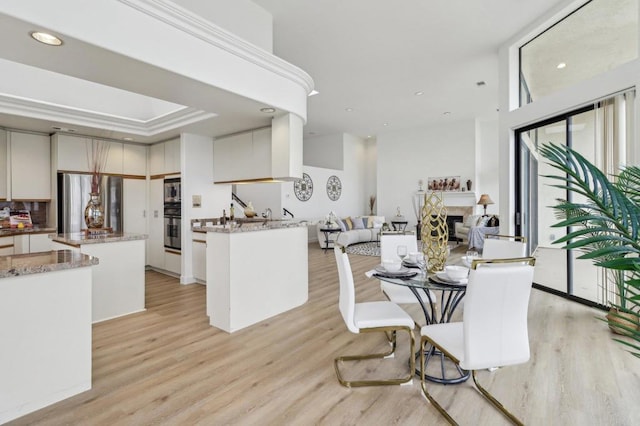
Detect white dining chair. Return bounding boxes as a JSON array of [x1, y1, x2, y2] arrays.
[[379, 234, 436, 308], [333, 245, 415, 387], [419, 257, 536, 425], [482, 235, 527, 259]]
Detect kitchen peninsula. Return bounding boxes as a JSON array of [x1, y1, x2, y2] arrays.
[[50, 232, 147, 323], [203, 221, 308, 333], [0, 250, 97, 424]]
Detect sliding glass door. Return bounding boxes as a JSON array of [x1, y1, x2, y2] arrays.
[[515, 91, 634, 306]]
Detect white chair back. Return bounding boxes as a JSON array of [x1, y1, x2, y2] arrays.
[[461, 262, 534, 370], [482, 239, 526, 259], [380, 234, 418, 261], [334, 246, 358, 333]]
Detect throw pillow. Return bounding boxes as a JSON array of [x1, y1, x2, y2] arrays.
[[487, 215, 500, 227], [372, 216, 385, 229], [337, 219, 347, 232], [352, 217, 365, 229], [476, 216, 490, 227], [344, 217, 354, 230], [367, 216, 375, 228]]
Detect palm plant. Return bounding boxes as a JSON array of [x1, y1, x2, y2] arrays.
[[540, 143, 640, 358]]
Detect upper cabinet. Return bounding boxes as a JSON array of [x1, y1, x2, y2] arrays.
[[149, 138, 180, 176], [213, 128, 273, 183], [9, 131, 51, 200], [213, 113, 303, 183], [123, 144, 147, 176], [53, 134, 146, 177]]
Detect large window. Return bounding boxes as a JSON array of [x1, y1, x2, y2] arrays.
[[520, 0, 638, 106], [515, 90, 635, 306]]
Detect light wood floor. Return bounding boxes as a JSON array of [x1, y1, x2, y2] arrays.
[[10, 244, 640, 425]]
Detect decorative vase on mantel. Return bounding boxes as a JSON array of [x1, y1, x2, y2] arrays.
[[84, 192, 105, 229]]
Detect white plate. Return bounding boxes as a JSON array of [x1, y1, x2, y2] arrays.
[[376, 265, 411, 275], [435, 271, 468, 284]]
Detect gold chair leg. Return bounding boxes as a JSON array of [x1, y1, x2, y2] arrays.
[[419, 336, 459, 425], [472, 370, 524, 426], [334, 326, 415, 388]]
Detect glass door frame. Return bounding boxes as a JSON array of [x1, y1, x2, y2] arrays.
[[514, 105, 607, 309]]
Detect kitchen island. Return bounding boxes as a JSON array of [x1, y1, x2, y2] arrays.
[[50, 232, 147, 323], [0, 250, 97, 424], [204, 221, 308, 333]]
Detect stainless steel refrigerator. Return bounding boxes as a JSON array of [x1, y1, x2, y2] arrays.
[[57, 173, 123, 233]]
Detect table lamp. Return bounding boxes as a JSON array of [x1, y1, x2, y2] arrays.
[[477, 194, 494, 216]]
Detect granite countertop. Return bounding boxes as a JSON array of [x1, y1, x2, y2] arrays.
[[0, 227, 57, 237], [0, 249, 98, 278], [51, 232, 148, 247], [199, 220, 308, 234]]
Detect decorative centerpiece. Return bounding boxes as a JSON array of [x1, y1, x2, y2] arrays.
[[324, 211, 339, 228], [421, 191, 448, 272], [244, 201, 257, 218], [84, 140, 110, 230]]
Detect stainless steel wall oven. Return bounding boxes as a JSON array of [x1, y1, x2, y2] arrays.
[[163, 178, 181, 250]]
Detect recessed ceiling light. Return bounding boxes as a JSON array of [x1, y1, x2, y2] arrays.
[[414, 91, 424, 96], [30, 31, 63, 46], [260, 107, 276, 113], [345, 107, 353, 112], [443, 111, 451, 115], [557, 62, 567, 69], [308, 90, 319, 96], [476, 81, 486, 87], [383, 123, 389, 126], [123, 137, 134, 141]]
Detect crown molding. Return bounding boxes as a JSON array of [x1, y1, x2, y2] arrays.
[[118, 0, 314, 94], [0, 94, 215, 136]]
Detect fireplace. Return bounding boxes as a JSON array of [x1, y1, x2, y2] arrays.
[[447, 215, 463, 242]]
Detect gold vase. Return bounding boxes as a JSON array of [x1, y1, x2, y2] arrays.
[[84, 192, 105, 229], [421, 191, 448, 272]]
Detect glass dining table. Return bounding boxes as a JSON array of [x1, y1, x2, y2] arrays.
[[372, 267, 469, 384]]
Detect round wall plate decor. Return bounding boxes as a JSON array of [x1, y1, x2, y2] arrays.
[[294, 173, 313, 201], [326, 175, 342, 201]]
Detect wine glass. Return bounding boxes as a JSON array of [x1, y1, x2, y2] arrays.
[[415, 252, 427, 276], [397, 245, 408, 262], [464, 250, 479, 268]]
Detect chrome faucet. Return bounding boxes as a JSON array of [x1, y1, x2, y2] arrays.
[[262, 208, 272, 220]]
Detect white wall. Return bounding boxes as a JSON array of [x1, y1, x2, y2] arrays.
[[173, 0, 273, 52], [477, 119, 500, 214], [234, 182, 282, 219], [181, 133, 231, 284], [376, 120, 482, 230], [303, 133, 344, 169], [498, 0, 640, 235]]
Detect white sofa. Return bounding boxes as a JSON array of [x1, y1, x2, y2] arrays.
[[316, 215, 385, 249]]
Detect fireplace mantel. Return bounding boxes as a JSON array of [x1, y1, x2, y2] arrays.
[[442, 192, 477, 207]]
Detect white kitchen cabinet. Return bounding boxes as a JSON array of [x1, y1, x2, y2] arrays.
[[9, 131, 51, 200], [164, 138, 180, 175], [0, 236, 14, 255], [147, 178, 164, 268], [123, 178, 147, 236], [213, 131, 253, 182], [164, 249, 181, 275], [0, 130, 7, 199], [13, 234, 53, 254], [53, 134, 90, 173], [192, 237, 206, 283], [103, 141, 123, 175], [252, 128, 272, 179], [149, 143, 164, 176], [123, 144, 147, 176], [29, 233, 53, 253]]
